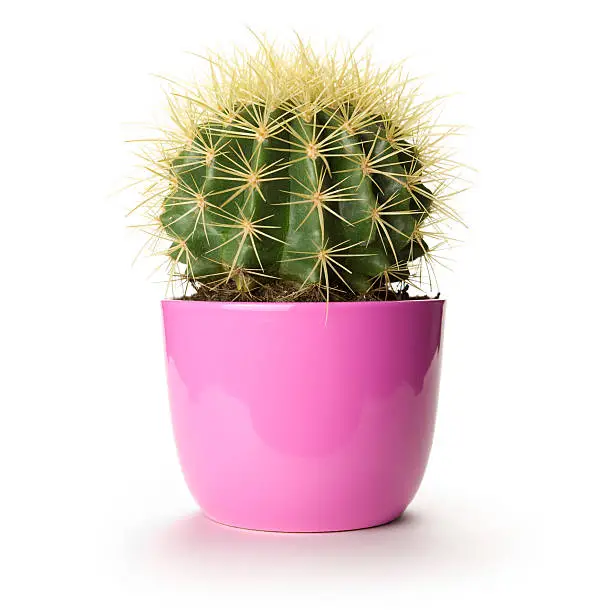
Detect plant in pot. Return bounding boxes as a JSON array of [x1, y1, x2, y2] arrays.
[[132, 37, 462, 532]]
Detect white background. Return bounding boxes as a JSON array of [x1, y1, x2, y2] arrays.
[[1, 1, 611, 610]]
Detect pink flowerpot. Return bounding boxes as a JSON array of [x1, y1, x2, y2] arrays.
[[162, 299, 445, 532]]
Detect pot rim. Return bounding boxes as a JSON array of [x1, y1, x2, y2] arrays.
[[162, 297, 445, 308]]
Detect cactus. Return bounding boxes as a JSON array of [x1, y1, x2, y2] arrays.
[[135, 37, 460, 301]]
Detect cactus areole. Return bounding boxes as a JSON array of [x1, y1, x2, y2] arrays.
[[135, 38, 460, 301], [137, 38, 460, 532]]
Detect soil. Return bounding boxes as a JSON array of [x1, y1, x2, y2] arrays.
[[183, 279, 440, 303]]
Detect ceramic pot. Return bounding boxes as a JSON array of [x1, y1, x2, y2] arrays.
[[162, 299, 445, 532]]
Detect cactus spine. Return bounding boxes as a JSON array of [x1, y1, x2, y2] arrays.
[[136, 38, 460, 300]]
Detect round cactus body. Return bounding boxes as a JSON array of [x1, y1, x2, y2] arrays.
[[137, 39, 459, 300]]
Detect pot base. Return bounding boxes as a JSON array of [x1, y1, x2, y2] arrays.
[[202, 510, 407, 534]]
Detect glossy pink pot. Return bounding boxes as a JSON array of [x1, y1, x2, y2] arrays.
[[162, 299, 445, 532]]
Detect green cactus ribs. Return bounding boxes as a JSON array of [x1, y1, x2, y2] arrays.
[[161, 104, 434, 299]]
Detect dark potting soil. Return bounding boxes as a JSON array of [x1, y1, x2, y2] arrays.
[[182, 279, 440, 303]]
